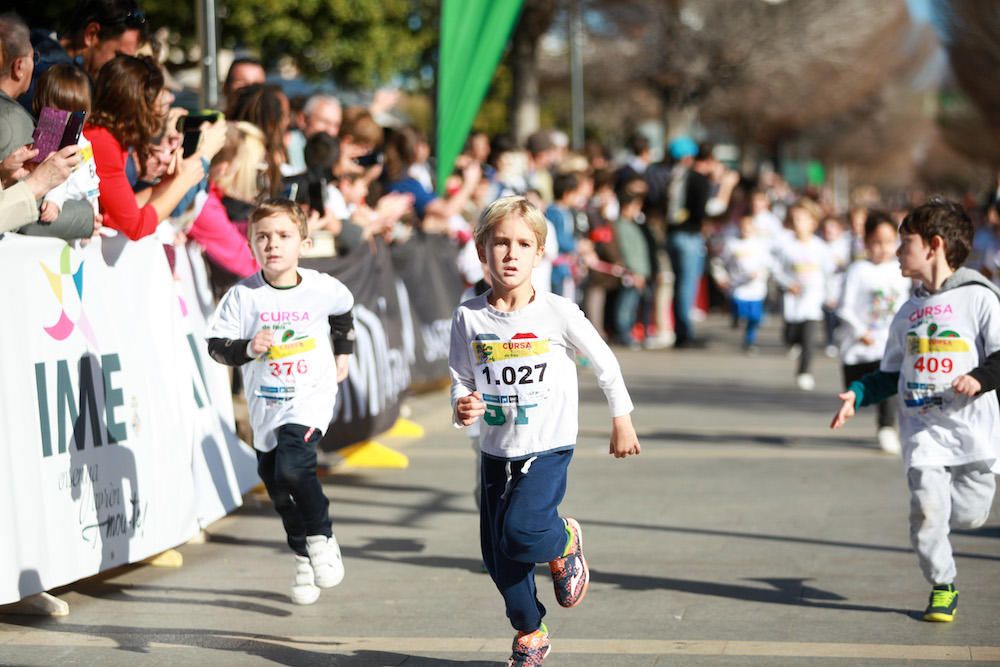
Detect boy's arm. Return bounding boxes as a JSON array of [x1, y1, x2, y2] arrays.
[[207, 337, 254, 366], [964, 288, 1000, 394], [328, 312, 355, 355], [835, 265, 867, 338], [848, 370, 900, 408], [448, 310, 479, 427], [563, 302, 633, 418]]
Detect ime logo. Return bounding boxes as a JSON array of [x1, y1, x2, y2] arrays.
[[41, 245, 98, 347]]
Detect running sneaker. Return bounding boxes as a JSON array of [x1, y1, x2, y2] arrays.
[[507, 623, 550, 666], [877, 427, 901, 455], [290, 555, 320, 605], [549, 517, 589, 608], [923, 584, 958, 622], [306, 534, 345, 588]]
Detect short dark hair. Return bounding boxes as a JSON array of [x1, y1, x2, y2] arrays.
[[0, 13, 31, 72], [525, 130, 552, 157], [898, 197, 973, 269], [626, 132, 650, 156], [553, 172, 580, 201], [66, 0, 147, 45], [304, 132, 340, 177], [863, 209, 895, 240]]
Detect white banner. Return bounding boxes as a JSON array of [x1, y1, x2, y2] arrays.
[[0, 234, 255, 605]]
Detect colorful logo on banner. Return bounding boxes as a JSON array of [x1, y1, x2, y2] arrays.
[[40, 245, 98, 347]]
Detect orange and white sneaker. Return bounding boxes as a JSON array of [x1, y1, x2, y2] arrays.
[[548, 517, 589, 608], [507, 623, 550, 666]]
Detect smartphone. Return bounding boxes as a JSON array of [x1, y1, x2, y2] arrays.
[[307, 179, 325, 217], [181, 131, 201, 158], [176, 111, 221, 133], [60, 111, 86, 149], [354, 151, 382, 168]]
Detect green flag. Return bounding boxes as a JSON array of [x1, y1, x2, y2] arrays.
[[436, 0, 524, 195]]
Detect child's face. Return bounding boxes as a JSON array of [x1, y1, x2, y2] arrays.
[[477, 215, 543, 293], [866, 223, 898, 264], [738, 216, 755, 238], [897, 232, 933, 279], [822, 219, 843, 241], [250, 214, 310, 280], [791, 208, 817, 239]]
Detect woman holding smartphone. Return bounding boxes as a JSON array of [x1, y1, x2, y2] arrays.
[[86, 54, 225, 240]]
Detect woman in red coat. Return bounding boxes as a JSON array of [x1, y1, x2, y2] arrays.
[[85, 55, 209, 240]]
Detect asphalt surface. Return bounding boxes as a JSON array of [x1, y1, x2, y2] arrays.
[[2, 314, 998, 666]]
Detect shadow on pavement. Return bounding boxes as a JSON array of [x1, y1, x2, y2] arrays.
[[0, 619, 495, 665], [590, 571, 913, 616], [599, 427, 877, 450], [582, 379, 839, 414]]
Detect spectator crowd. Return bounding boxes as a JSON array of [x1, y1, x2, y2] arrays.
[[3, 0, 999, 395]]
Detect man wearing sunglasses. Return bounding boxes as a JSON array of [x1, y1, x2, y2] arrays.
[[20, 0, 149, 111]]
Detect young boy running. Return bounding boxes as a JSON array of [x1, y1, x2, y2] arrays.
[[831, 197, 1000, 622], [449, 196, 641, 666], [207, 199, 355, 605]]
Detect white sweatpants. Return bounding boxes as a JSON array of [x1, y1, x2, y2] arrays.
[[907, 461, 996, 585]]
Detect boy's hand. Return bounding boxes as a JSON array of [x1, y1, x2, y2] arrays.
[[609, 414, 641, 459], [787, 283, 802, 296], [456, 391, 486, 426], [830, 391, 856, 429], [859, 332, 875, 346], [39, 201, 59, 222], [952, 374, 981, 397], [335, 354, 350, 383], [249, 329, 274, 357]]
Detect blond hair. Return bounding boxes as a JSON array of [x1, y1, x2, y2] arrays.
[[249, 199, 309, 239], [212, 121, 266, 203], [475, 196, 547, 249]]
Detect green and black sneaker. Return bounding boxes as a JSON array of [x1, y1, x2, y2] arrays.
[[923, 584, 958, 622]]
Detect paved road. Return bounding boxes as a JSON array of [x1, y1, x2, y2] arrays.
[[2, 315, 999, 666]]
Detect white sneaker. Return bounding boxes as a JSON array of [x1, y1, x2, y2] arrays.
[[291, 555, 320, 605], [796, 373, 816, 391], [877, 427, 901, 455], [306, 534, 345, 588]]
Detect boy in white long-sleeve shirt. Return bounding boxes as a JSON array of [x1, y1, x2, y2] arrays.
[[715, 214, 772, 352], [836, 210, 911, 453], [832, 198, 1000, 623], [774, 199, 835, 390], [449, 196, 641, 666]]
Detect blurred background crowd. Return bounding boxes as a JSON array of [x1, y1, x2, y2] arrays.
[[2, 0, 998, 363]]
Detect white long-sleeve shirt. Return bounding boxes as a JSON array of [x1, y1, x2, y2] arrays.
[[836, 259, 911, 365], [882, 276, 1000, 469], [449, 291, 633, 460], [774, 235, 835, 322]]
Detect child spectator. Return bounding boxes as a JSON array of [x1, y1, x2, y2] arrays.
[[821, 215, 852, 357], [614, 184, 652, 347], [714, 214, 772, 353], [546, 172, 583, 299], [449, 196, 640, 666], [206, 199, 355, 605], [31, 64, 100, 225], [774, 198, 834, 391], [836, 210, 912, 453], [832, 197, 1000, 623]]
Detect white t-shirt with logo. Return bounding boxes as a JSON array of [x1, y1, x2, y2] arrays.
[[775, 235, 834, 322], [207, 268, 354, 452], [837, 259, 911, 365], [449, 292, 633, 460], [881, 283, 1000, 469], [721, 235, 772, 302]]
